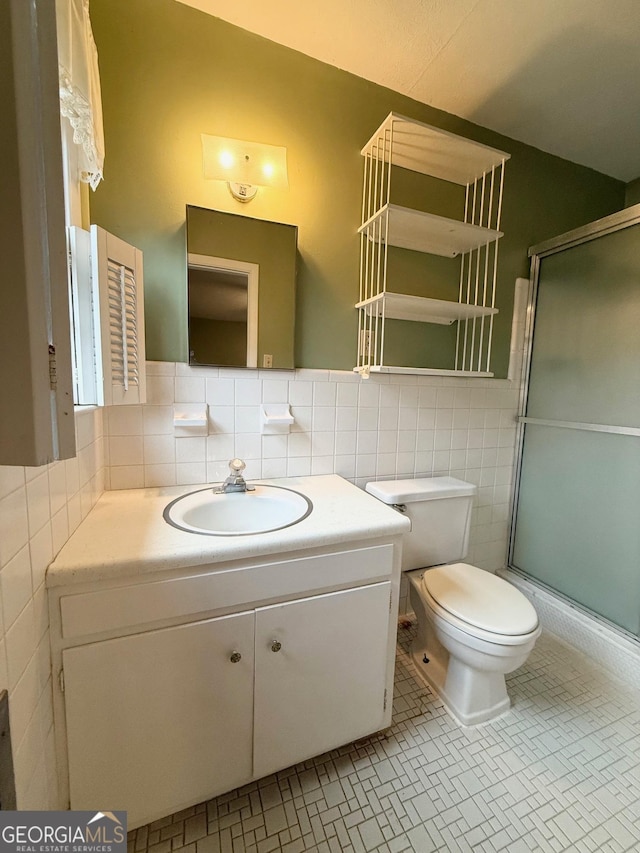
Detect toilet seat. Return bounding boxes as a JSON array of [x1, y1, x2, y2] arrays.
[[418, 563, 539, 646]]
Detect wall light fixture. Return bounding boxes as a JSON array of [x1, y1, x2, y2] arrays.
[[202, 134, 288, 202]]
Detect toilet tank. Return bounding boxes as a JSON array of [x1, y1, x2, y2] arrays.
[[365, 477, 476, 571]]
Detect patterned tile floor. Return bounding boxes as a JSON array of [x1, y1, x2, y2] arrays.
[[128, 625, 640, 853]]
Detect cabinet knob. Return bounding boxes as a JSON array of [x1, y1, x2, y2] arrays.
[[229, 651, 242, 663], [271, 640, 282, 653]]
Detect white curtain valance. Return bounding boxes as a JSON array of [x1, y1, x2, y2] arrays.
[[56, 0, 104, 190]]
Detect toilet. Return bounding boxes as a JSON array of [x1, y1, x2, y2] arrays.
[[365, 476, 541, 726]]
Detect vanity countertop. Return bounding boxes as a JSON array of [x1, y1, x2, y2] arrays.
[[47, 474, 410, 587]]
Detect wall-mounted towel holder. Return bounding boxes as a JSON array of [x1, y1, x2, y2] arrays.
[[174, 404, 209, 437], [261, 404, 294, 434]]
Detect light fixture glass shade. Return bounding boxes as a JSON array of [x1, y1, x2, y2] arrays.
[[202, 134, 288, 189]]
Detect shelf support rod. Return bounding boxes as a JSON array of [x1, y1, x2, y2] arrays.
[[373, 134, 385, 368], [455, 183, 470, 371], [357, 150, 370, 369], [461, 177, 479, 371], [486, 159, 506, 373], [469, 170, 488, 370], [477, 165, 496, 371], [372, 135, 380, 219], [379, 123, 393, 368]]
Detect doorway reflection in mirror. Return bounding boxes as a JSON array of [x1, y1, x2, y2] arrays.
[[188, 255, 258, 367]]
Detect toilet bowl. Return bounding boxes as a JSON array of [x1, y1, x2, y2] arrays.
[[408, 563, 540, 725], [365, 477, 541, 726]]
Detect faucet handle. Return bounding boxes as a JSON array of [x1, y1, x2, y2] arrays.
[[229, 458, 246, 474]]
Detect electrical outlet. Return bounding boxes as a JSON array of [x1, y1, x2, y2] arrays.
[[262, 354, 273, 368]]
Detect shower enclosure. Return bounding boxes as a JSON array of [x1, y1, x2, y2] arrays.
[[509, 204, 640, 640]]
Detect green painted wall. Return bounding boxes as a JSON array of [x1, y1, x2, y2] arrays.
[[625, 177, 640, 207], [90, 0, 625, 376]]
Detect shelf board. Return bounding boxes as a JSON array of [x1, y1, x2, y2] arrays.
[[353, 365, 494, 378], [355, 292, 498, 326], [359, 204, 503, 258], [361, 113, 510, 186]]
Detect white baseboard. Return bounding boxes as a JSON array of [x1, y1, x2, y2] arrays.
[[498, 568, 640, 685]]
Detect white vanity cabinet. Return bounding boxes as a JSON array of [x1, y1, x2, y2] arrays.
[[49, 542, 399, 829]]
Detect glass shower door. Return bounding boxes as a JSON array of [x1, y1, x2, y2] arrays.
[[510, 212, 640, 638]]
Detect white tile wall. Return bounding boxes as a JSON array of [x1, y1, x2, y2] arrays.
[[104, 362, 523, 613], [0, 407, 105, 808]]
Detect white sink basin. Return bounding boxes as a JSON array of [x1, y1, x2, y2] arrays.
[[163, 484, 313, 536]]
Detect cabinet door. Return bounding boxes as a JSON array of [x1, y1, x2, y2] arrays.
[[254, 582, 391, 779], [63, 612, 254, 828]]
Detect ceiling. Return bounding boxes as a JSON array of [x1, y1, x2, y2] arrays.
[[176, 0, 640, 183]]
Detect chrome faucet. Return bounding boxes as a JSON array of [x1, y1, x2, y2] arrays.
[[216, 459, 255, 494]]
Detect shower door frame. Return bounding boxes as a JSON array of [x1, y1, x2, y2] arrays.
[[507, 202, 640, 635]]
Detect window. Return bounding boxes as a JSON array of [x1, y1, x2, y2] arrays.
[[58, 1, 145, 407]]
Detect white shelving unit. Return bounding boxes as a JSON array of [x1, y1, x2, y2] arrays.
[[355, 112, 510, 377]]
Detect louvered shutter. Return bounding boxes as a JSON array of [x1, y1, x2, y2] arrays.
[[91, 225, 146, 406]]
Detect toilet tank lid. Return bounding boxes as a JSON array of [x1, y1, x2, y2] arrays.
[[365, 477, 476, 504]]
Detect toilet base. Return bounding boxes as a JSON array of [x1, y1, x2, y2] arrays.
[[410, 641, 511, 727], [406, 567, 540, 726]]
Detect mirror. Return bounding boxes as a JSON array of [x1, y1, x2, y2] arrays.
[[186, 206, 297, 369]]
